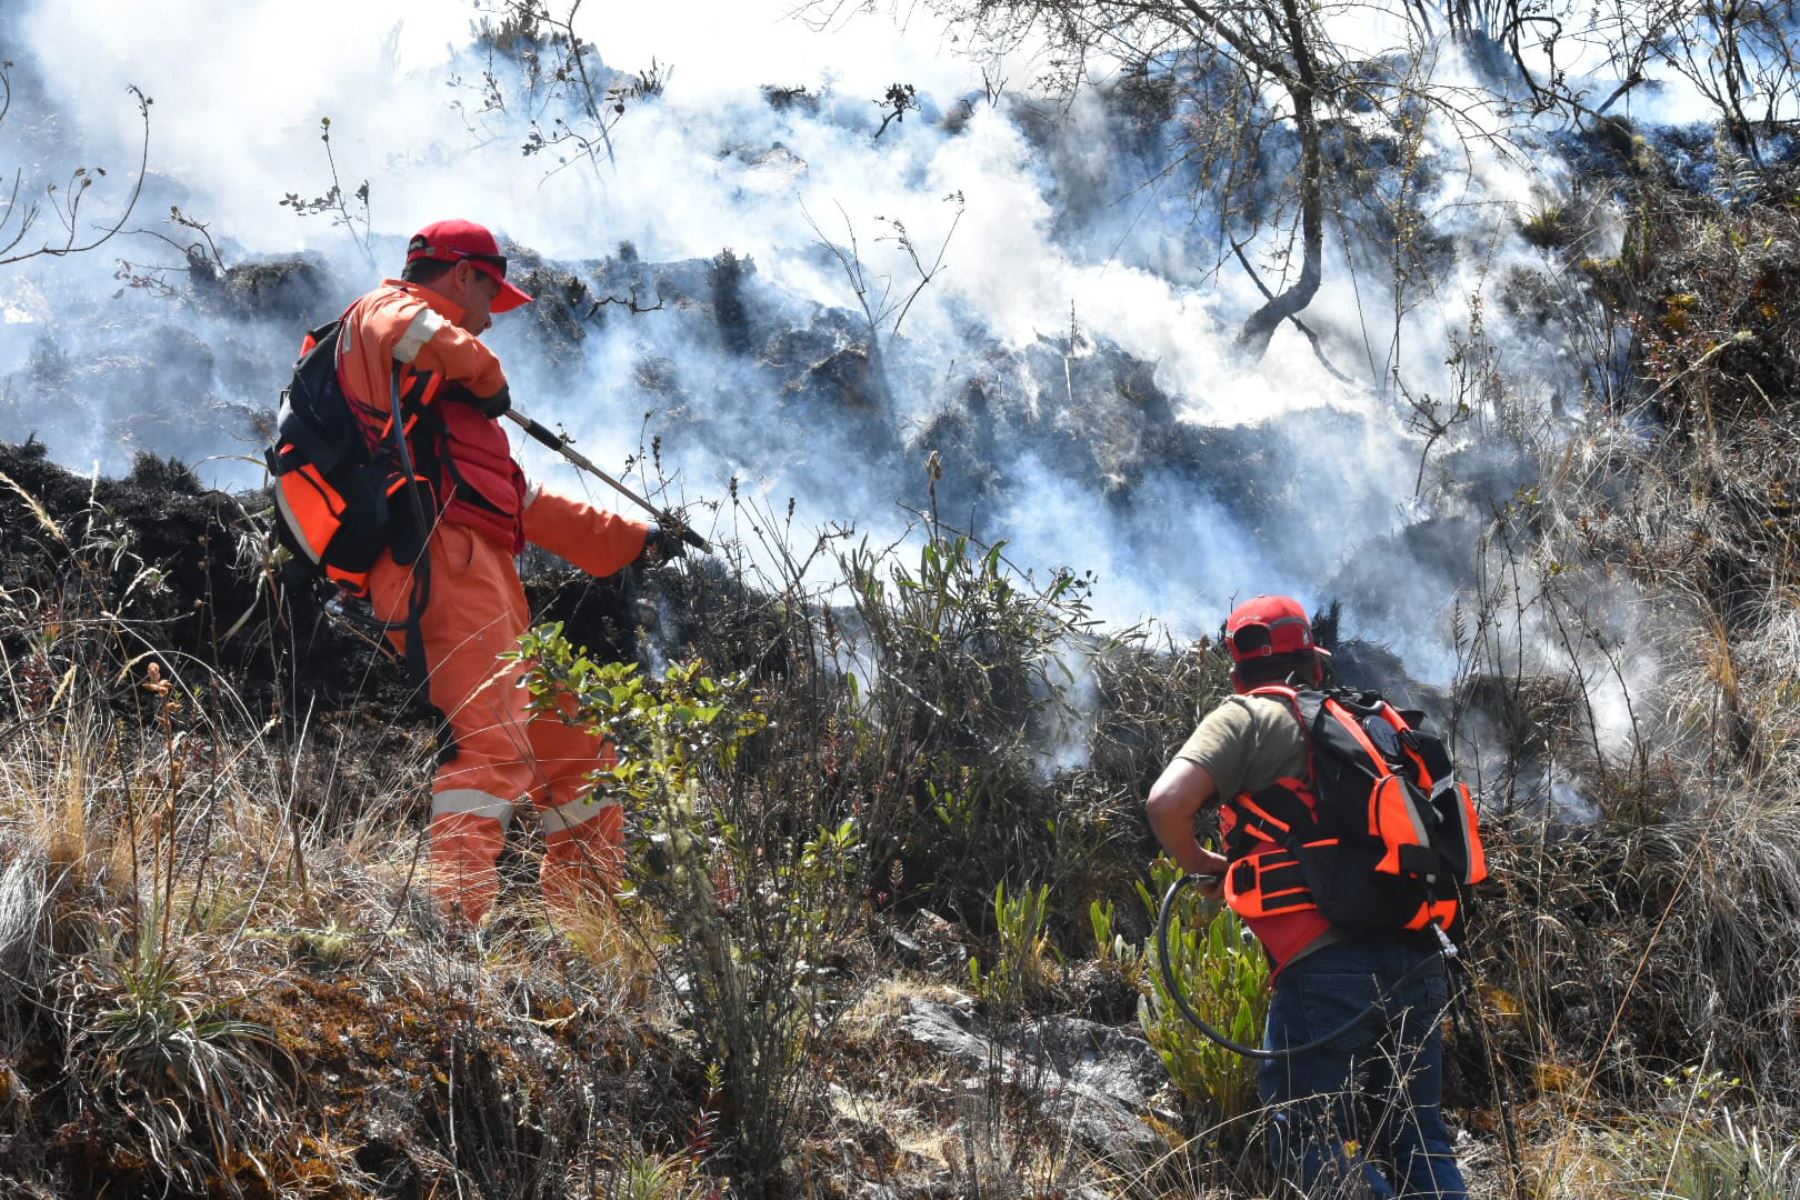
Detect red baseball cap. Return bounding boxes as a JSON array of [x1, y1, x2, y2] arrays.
[[405, 219, 534, 313], [1224, 595, 1331, 663]]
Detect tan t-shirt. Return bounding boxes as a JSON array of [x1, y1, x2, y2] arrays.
[[1175, 694, 1306, 795]]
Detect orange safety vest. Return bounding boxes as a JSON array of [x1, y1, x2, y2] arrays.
[[269, 283, 531, 599]]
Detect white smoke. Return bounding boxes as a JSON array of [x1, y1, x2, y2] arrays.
[[1, 0, 1684, 687]]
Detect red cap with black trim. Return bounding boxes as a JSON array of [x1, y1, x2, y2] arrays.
[[405, 219, 534, 313], [1224, 594, 1331, 663]]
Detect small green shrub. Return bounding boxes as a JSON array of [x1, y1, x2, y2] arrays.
[[1588, 1103, 1800, 1200], [1133, 857, 1268, 1122], [1520, 198, 1575, 249], [75, 945, 290, 1194], [1660, 1110, 1800, 1200], [842, 528, 1106, 923], [969, 880, 1058, 1009], [609, 1147, 714, 1200], [1089, 895, 1133, 970], [514, 627, 863, 1191]]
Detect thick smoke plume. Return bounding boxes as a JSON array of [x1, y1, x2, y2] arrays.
[[0, 0, 1626, 684]]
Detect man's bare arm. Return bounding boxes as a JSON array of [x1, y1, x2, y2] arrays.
[[1145, 759, 1229, 896]]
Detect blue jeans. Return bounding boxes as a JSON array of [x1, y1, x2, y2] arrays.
[[1257, 934, 1468, 1198]]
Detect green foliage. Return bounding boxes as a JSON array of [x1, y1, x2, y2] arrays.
[[609, 1148, 713, 1200], [1609, 1106, 1800, 1200], [1662, 1117, 1800, 1200], [842, 528, 1111, 924], [844, 530, 1094, 762], [1521, 198, 1575, 249], [1660, 1063, 1744, 1107], [77, 945, 290, 1194], [514, 628, 766, 784], [1481, 155, 1800, 1103], [289, 922, 356, 968], [1627, 1066, 1799, 1199], [513, 624, 862, 1190], [968, 880, 1058, 1009], [927, 777, 979, 835], [1090, 896, 1133, 969], [1133, 857, 1268, 1121]]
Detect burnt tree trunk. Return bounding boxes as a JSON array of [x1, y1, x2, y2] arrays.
[[1236, 0, 1324, 359]]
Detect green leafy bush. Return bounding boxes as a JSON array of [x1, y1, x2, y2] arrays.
[[969, 880, 1058, 1009], [1132, 857, 1268, 1122], [841, 528, 1112, 926], [513, 627, 864, 1192]]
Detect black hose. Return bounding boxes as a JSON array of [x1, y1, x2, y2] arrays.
[[1154, 873, 1451, 1061], [387, 366, 434, 683]]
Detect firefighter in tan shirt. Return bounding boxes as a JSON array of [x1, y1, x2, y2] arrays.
[[1146, 595, 1468, 1198]]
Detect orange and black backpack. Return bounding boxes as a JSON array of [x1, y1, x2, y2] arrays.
[[1221, 685, 1487, 936], [265, 318, 441, 682], [265, 319, 434, 596]]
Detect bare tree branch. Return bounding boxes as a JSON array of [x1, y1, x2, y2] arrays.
[[0, 78, 152, 269]]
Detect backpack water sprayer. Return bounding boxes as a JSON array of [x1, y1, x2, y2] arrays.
[[1154, 684, 1488, 1060]]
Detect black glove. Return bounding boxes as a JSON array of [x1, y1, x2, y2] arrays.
[[445, 382, 512, 419], [638, 522, 690, 566]]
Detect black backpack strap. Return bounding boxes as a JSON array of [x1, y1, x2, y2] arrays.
[[383, 363, 437, 689], [276, 321, 352, 472], [1291, 689, 1327, 731], [400, 566, 431, 687]]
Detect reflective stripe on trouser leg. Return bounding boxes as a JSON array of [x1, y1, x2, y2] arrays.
[[368, 526, 539, 925], [540, 798, 624, 917], [431, 789, 516, 822], [428, 794, 513, 926]]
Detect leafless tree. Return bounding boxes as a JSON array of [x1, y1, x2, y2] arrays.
[[1435, 0, 1800, 152], [803, 190, 967, 350], [0, 64, 151, 269], [1651, 0, 1799, 162], [469, 0, 672, 178], [278, 117, 376, 271], [810, 1, 1518, 366]]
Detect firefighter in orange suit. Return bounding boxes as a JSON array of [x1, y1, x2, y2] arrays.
[[342, 219, 680, 927]]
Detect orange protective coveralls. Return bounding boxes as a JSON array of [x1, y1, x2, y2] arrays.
[[341, 280, 649, 926]]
